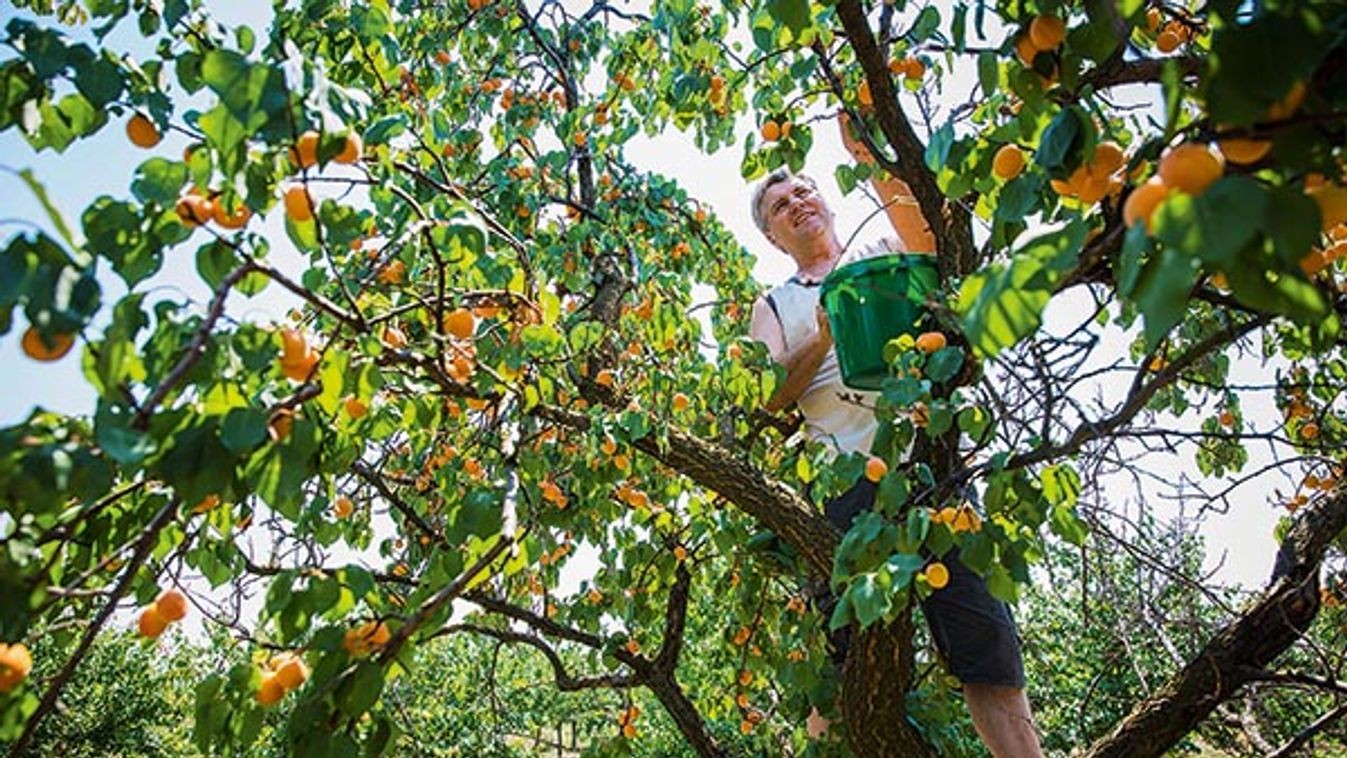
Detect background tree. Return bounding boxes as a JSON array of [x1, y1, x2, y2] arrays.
[[1, 0, 1346, 756]]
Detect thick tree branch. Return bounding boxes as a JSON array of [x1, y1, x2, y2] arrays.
[[8, 499, 178, 758], [1083, 491, 1347, 757], [532, 404, 836, 577], [831, 0, 977, 277]]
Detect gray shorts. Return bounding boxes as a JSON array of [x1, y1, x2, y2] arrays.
[[825, 479, 1025, 689]]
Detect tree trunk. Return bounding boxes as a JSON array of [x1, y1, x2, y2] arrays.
[[840, 610, 941, 757]]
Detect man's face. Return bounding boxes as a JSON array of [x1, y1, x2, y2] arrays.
[[760, 177, 833, 253]]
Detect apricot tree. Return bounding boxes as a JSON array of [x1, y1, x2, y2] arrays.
[[1, 0, 1346, 756]]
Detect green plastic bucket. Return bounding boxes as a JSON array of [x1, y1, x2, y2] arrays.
[[820, 253, 939, 390]]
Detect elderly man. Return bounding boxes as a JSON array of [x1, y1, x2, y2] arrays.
[[745, 115, 1043, 757]]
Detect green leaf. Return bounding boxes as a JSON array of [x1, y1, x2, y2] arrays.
[[957, 221, 1085, 356], [156, 419, 235, 504], [848, 574, 888, 628], [977, 51, 997, 99], [1034, 107, 1085, 173], [911, 6, 941, 40], [1130, 245, 1199, 348], [765, 0, 810, 40], [337, 662, 384, 718], [924, 347, 964, 383], [72, 53, 123, 108], [1040, 464, 1080, 507], [221, 408, 268, 453], [131, 158, 188, 207]]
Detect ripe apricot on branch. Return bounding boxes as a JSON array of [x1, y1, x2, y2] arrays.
[[925, 561, 950, 590], [992, 144, 1025, 180], [335, 132, 363, 164], [1092, 142, 1126, 176], [256, 674, 285, 706], [915, 331, 947, 353], [444, 307, 475, 339], [175, 194, 214, 227], [138, 606, 169, 638], [857, 80, 873, 107], [126, 114, 161, 148], [333, 496, 354, 519], [155, 589, 189, 621], [761, 119, 781, 142], [1123, 178, 1169, 232], [293, 130, 320, 168], [1266, 81, 1307, 121], [284, 185, 314, 222], [343, 620, 391, 656], [1014, 34, 1040, 67], [1308, 185, 1347, 231], [21, 327, 75, 362], [1158, 143, 1223, 196], [1217, 137, 1271, 166], [212, 199, 252, 229], [864, 456, 887, 483], [1028, 15, 1066, 50], [1155, 29, 1181, 53], [0, 643, 33, 692], [273, 655, 309, 690]]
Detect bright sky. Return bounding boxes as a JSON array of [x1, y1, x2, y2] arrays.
[[0, 1, 1290, 596]]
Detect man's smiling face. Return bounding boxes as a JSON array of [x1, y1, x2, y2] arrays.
[[760, 176, 833, 253]]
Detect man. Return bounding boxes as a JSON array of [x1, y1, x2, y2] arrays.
[[746, 115, 1044, 757]]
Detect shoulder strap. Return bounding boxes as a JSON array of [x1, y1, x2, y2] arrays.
[[764, 291, 788, 352]]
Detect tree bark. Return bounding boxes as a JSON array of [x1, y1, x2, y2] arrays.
[[833, 0, 978, 278], [840, 611, 941, 757], [1083, 493, 1347, 757]]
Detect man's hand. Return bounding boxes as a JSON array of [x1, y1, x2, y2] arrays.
[[815, 305, 834, 348]]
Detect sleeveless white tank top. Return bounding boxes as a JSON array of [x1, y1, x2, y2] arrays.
[[764, 239, 898, 457]]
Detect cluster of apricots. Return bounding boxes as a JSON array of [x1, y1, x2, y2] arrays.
[[888, 55, 926, 81], [138, 589, 189, 638], [760, 118, 792, 142], [277, 328, 320, 383], [617, 705, 641, 738], [342, 620, 392, 657], [1144, 6, 1199, 54], [0, 642, 33, 692], [930, 503, 984, 534], [281, 129, 363, 222], [1014, 15, 1067, 72], [1123, 142, 1222, 231], [256, 652, 310, 706], [540, 479, 568, 508], [173, 184, 252, 231], [1054, 141, 1129, 206]]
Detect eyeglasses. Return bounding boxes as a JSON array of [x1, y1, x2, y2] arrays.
[[768, 183, 818, 219]]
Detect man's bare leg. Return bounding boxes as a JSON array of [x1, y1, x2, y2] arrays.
[[963, 684, 1043, 758]]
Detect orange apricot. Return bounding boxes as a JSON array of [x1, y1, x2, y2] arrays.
[[126, 114, 162, 148]]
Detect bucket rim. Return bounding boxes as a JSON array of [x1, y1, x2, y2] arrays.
[[820, 252, 938, 293]]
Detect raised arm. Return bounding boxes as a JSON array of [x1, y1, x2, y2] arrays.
[[749, 296, 833, 414], [839, 110, 936, 253]]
